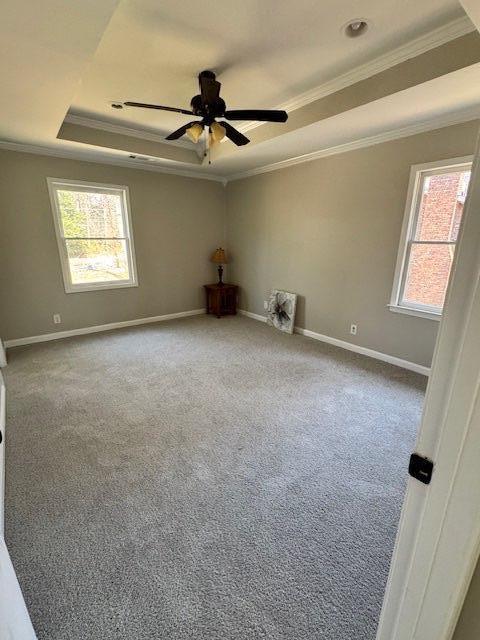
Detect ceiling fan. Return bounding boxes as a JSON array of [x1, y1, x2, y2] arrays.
[[121, 70, 288, 146]]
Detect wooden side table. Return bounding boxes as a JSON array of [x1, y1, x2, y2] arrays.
[[204, 283, 238, 318]]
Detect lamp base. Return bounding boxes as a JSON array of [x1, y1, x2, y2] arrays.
[[217, 264, 224, 285]]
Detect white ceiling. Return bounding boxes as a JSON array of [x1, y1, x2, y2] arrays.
[[0, 0, 478, 180], [0, 0, 120, 143], [70, 0, 466, 136]]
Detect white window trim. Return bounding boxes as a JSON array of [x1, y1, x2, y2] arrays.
[[389, 155, 473, 321], [47, 178, 138, 294]]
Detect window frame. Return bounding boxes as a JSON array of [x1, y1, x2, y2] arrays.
[[47, 177, 138, 294], [389, 156, 473, 321]]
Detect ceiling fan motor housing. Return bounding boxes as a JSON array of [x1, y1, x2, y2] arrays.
[[190, 95, 226, 122]]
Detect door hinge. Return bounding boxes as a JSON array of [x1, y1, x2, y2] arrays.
[[409, 453, 434, 485]]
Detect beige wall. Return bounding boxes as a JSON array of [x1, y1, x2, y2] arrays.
[[226, 120, 479, 368], [453, 558, 480, 640], [1, 121, 478, 361], [0, 151, 226, 340]]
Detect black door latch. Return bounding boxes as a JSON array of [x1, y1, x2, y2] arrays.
[[409, 453, 434, 485]]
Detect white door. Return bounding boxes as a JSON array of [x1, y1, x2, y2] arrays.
[[0, 371, 37, 639]]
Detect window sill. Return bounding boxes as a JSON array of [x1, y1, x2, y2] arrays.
[[388, 304, 442, 321], [65, 281, 138, 294]]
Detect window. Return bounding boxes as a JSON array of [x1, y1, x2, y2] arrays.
[[48, 178, 138, 293], [389, 157, 472, 320]]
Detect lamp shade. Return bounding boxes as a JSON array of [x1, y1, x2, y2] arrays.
[[186, 123, 204, 143], [210, 122, 226, 143], [211, 248, 227, 264]]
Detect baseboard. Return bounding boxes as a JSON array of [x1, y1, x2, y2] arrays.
[[4, 309, 206, 348], [6, 308, 430, 375], [238, 309, 430, 376], [238, 309, 268, 323]]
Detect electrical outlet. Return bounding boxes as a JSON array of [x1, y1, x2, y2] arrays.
[[350, 324, 357, 335], [53, 314, 61, 325], [264, 300, 268, 310]]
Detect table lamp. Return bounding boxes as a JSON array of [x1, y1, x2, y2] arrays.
[[211, 248, 227, 285]]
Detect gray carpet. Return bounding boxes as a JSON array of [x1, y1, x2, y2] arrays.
[[4, 315, 426, 640]]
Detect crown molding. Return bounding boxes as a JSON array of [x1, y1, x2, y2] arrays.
[[226, 108, 480, 182], [1, 108, 478, 185], [238, 15, 476, 134], [0, 140, 227, 183], [64, 114, 194, 149]]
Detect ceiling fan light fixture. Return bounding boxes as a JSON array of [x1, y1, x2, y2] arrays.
[[344, 19, 369, 38], [186, 122, 204, 143], [123, 70, 287, 148], [210, 122, 226, 143]]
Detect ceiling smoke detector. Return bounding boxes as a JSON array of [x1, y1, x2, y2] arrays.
[[344, 19, 369, 38]]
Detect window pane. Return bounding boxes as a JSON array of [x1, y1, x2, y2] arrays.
[[57, 190, 125, 238], [65, 239, 130, 284], [414, 170, 470, 242], [403, 243, 455, 309]]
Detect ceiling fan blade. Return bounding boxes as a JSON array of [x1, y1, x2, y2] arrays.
[[124, 101, 193, 115], [199, 75, 221, 105], [224, 109, 288, 123], [165, 121, 200, 140], [219, 121, 250, 146]]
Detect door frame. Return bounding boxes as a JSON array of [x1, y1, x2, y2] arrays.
[[0, 370, 5, 535], [376, 126, 480, 639]]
